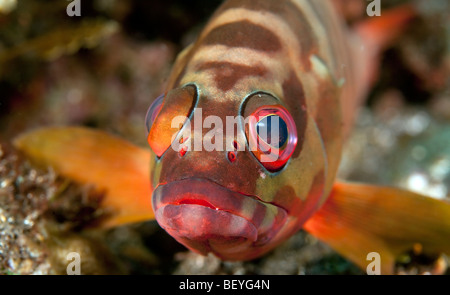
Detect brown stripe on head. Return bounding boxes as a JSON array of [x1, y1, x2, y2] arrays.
[[273, 167, 324, 230], [213, 0, 317, 67], [201, 20, 282, 53], [282, 72, 307, 159], [195, 61, 268, 92], [274, 185, 301, 215], [274, 168, 324, 214]]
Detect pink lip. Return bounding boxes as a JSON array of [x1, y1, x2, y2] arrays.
[[152, 178, 287, 258]]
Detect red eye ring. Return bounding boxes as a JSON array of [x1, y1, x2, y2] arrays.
[[247, 105, 297, 172], [145, 94, 164, 134]]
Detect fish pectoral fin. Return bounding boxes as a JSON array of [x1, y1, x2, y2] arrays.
[[14, 127, 155, 228], [304, 182, 450, 274]]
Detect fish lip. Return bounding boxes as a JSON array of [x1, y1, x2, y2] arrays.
[[153, 177, 286, 210], [152, 178, 288, 247]]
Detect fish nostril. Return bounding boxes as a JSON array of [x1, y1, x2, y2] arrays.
[[179, 135, 189, 144], [233, 140, 239, 150], [227, 151, 237, 163], [179, 146, 188, 157], [227, 140, 239, 163]]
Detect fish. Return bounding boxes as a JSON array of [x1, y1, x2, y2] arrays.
[[13, 0, 450, 274]]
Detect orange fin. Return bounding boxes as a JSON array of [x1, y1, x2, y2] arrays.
[[341, 4, 417, 137], [353, 3, 417, 87], [355, 3, 416, 53], [304, 182, 450, 274], [14, 127, 155, 228]]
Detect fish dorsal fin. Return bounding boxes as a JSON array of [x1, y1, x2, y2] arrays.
[[340, 3, 417, 137]]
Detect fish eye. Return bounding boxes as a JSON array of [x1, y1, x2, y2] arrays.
[[147, 85, 197, 158], [256, 115, 288, 148], [145, 94, 164, 134], [247, 105, 297, 172]]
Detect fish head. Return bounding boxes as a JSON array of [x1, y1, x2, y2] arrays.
[[145, 83, 328, 260]]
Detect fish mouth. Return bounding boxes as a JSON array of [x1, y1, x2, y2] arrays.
[[152, 178, 287, 260]]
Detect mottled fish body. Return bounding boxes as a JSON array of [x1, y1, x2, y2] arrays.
[[146, 0, 366, 259]]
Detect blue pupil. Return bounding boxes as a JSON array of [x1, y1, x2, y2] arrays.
[[256, 115, 288, 148]]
